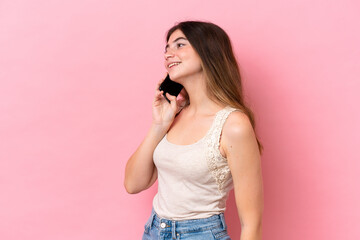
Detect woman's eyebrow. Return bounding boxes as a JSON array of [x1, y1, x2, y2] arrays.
[[165, 37, 188, 50]]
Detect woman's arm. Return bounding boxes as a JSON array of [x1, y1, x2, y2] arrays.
[[222, 111, 264, 240], [124, 78, 186, 194], [124, 123, 167, 194]]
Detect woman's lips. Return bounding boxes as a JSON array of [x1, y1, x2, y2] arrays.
[[168, 62, 181, 68]]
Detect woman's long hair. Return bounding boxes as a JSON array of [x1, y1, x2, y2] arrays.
[[166, 21, 264, 155]]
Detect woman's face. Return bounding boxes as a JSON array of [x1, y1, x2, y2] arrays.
[[164, 29, 203, 81]]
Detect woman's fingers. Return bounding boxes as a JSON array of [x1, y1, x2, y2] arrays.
[[165, 92, 177, 109], [153, 89, 164, 105], [165, 92, 176, 101], [154, 91, 164, 102]]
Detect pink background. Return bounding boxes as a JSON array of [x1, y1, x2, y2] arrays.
[[1, 0, 359, 239]]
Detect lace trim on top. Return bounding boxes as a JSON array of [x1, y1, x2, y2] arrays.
[[205, 106, 238, 193]]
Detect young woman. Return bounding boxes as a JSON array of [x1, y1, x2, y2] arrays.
[[124, 21, 264, 240]]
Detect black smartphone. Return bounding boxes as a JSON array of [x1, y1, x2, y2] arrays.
[[159, 74, 184, 103]]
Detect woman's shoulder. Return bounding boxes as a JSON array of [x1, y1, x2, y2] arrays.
[[222, 108, 254, 143]]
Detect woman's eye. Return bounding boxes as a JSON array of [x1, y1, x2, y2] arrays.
[[164, 43, 185, 53]]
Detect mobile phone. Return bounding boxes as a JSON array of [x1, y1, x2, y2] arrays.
[[159, 74, 184, 103]]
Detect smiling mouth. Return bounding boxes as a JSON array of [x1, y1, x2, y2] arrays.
[[168, 62, 181, 68]]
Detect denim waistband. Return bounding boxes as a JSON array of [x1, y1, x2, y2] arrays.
[[145, 207, 227, 237]]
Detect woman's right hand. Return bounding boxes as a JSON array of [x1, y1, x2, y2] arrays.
[[152, 77, 188, 127]]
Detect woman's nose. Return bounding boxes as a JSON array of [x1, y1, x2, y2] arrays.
[[164, 49, 175, 60]]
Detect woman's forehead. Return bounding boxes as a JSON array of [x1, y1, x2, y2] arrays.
[[168, 29, 186, 42]]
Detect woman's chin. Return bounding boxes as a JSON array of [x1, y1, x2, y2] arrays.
[[168, 73, 181, 82]]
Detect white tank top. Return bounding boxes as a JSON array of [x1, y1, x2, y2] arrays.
[[152, 106, 240, 220]]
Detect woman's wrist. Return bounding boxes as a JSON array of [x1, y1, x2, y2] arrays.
[[150, 122, 170, 135]]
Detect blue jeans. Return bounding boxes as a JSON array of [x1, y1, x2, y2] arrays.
[[142, 208, 231, 240]]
